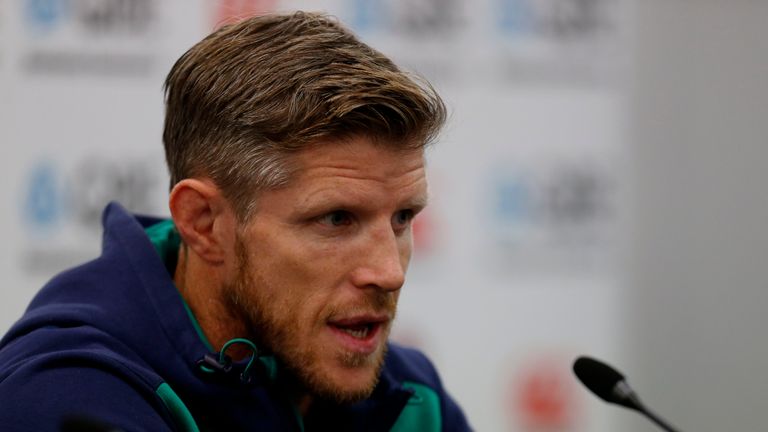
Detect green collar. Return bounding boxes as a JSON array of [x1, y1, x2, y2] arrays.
[[144, 219, 181, 275]]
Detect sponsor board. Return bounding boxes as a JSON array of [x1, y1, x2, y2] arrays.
[[494, 0, 626, 86], [3, 3, 632, 431], [485, 160, 617, 275], [20, 156, 166, 276], [339, 0, 467, 84], [347, 0, 464, 37], [20, 0, 160, 77], [213, 0, 625, 87]]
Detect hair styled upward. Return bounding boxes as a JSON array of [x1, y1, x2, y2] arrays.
[[163, 11, 446, 220]]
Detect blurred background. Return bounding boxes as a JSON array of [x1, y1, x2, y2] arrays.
[[1, 0, 767, 430]]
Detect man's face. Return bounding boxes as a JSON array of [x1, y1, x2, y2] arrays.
[[225, 136, 427, 403]]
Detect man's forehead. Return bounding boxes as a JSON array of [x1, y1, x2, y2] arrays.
[[290, 137, 427, 181], [241, 141, 427, 217]]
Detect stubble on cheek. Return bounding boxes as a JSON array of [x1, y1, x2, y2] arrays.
[[223, 234, 398, 404], [222, 235, 292, 356]]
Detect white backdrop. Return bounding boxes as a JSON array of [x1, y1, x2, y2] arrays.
[[0, 1, 633, 430]]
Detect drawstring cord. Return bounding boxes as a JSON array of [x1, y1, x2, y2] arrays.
[[196, 338, 276, 384]]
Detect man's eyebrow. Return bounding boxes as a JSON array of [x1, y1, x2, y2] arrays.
[[294, 188, 429, 213], [407, 193, 429, 209], [409, 193, 429, 208]]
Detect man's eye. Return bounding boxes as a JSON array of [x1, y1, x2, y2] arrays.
[[319, 211, 352, 227], [392, 210, 415, 228]]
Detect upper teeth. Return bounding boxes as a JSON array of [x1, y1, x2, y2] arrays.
[[342, 326, 370, 339]]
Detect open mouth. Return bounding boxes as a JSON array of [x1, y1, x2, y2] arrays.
[[327, 315, 389, 351], [333, 323, 377, 340]]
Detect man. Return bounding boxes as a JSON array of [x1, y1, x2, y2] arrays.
[[0, 11, 470, 431]]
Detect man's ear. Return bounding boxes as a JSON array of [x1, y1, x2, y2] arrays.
[[169, 179, 235, 264]]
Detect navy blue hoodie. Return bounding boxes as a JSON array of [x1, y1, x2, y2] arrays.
[[0, 203, 470, 431]]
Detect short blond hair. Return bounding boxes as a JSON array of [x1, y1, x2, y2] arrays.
[[163, 11, 446, 220]]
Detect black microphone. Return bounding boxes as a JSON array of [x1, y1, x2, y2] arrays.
[[572, 356, 682, 432]]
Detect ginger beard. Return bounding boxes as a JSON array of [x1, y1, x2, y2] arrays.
[[225, 234, 397, 404]]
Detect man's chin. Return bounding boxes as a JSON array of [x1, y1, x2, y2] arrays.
[[313, 370, 381, 405], [293, 353, 386, 405]]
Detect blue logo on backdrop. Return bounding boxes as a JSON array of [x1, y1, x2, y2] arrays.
[[21, 158, 160, 235], [25, 0, 69, 31], [489, 163, 612, 239], [347, 0, 386, 33], [20, 157, 163, 275], [495, 176, 531, 224], [498, 0, 533, 35], [22, 157, 161, 232], [497, 0, 609, 39], [24, 161, 65, 229], [24, 0, 154, 35], [346, 0, 460, 37], [21, 0, 157, 76]]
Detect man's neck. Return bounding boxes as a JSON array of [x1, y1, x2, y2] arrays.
[[175, 247, 317, 415], [174, 246, 251, 359]]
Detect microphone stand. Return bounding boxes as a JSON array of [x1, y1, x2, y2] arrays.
[[614, 379, 681, 432]]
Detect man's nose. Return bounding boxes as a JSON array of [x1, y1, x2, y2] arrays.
[[350, 228, 406, 292]]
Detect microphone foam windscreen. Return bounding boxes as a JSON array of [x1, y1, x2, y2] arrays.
[[572, 356, 625, 403]]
